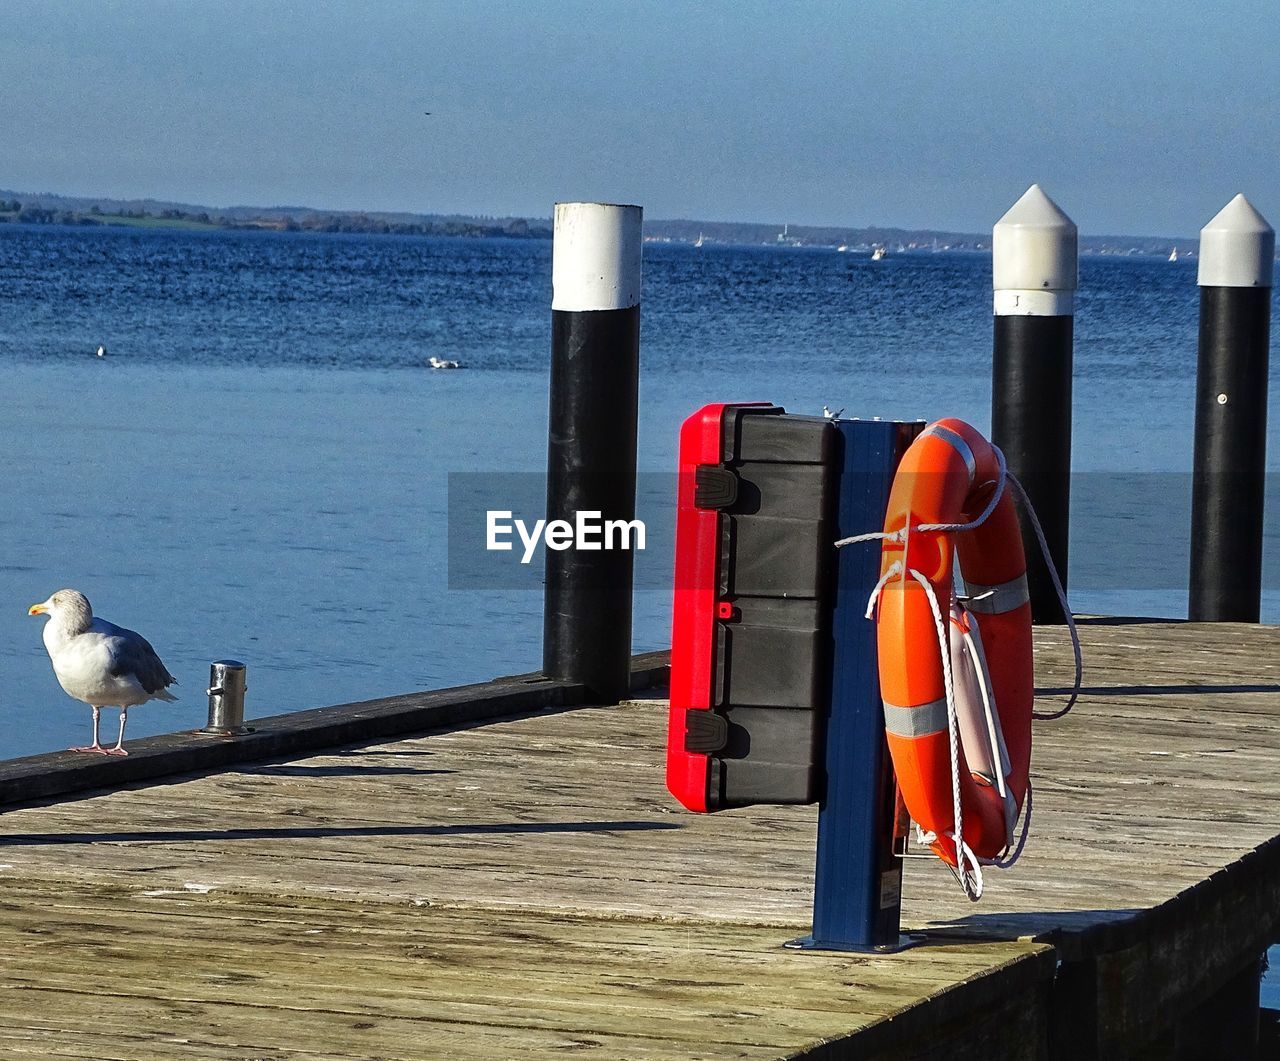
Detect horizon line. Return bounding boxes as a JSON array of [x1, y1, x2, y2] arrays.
[[0, 185, 1206, 246]]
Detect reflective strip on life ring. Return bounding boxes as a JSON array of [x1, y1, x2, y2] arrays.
[[875, 418, 1034, 867], [923, 423, 977, 482], [964, 574, 1031, 615], [882, 697, 949, 739]]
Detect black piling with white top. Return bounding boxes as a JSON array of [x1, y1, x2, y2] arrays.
[[990, 185, 1078, 625], [1189, 194, 1274, 622], [543, 202, 643, 703]]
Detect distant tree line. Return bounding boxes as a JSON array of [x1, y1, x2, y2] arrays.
[[282, 213, 541, 238], [0, 200, 549, 239], [0, 201, 101, 226]]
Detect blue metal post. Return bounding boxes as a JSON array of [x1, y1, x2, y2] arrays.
[[789, 418, 921, 952]]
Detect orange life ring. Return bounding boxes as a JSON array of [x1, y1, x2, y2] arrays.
[[874, 418, 1033, 869]]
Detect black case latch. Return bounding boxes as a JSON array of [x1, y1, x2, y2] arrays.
[[684, 710, 729, 753], [694, 465, 737, 509]]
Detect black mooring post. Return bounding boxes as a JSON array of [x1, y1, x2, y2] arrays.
[[990, 184, 1078, 625], [992, 314, 1073, 619], [542, 202, 643, 703], [1189, 195, 1274, 622]]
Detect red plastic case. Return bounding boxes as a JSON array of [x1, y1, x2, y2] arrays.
[[666, 403, 839, 812]]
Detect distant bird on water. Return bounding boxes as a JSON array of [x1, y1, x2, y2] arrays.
[[28, 589, 178, 756], [96, 344, 107, 358]]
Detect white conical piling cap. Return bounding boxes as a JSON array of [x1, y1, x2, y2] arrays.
[[992, 184, 1078, 316], [552, 202, 643, 311], [1197, 194, 1275, 289]]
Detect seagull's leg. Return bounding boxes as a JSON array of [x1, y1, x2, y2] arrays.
[[104, 708, 130, 757], [70, 706, 109, 754]]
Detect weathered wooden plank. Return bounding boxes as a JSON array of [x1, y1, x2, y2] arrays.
[[0, 621, 1276, 1058], [0, 653, 670, 808], [0, 878, 1049, 1060], [3, 648, 1276, 934]]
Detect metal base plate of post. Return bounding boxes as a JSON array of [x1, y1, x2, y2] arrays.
[[783, 933, 920, 955]]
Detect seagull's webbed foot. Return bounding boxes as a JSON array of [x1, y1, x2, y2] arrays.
[[68, 744, 110, 755], [102, 746, 129, 757]]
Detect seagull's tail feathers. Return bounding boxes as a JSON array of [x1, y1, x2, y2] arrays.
[[154, 688, 179, 703]]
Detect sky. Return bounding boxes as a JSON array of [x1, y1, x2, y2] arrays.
[[1, 0, 1276, 236]]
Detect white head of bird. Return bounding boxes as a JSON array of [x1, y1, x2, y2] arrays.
[[29, 588, 178, 756], [28, 588, 94, 635]]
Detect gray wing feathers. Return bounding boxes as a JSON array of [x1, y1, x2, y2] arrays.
[[97, 619, 178, 697]]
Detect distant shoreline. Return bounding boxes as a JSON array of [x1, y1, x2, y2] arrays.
[[0, 189, 1201, 257], [0, 219, 1204, 259], [0, 199, 546, 241]]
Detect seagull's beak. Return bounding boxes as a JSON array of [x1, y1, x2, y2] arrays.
[[28, 602, 48, 616]]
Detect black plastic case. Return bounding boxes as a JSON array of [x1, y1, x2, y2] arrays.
[[696, 406, 839, 808]]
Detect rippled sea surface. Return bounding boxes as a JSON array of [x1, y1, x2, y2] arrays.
[[1, 224, 1276, 759]]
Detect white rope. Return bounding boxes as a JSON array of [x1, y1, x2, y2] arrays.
[[840, 445, 1081, 721], [915, 445, 1007, 535], [863, 561, 903, 619], [1005, 471, 1083, 721], [913, 824, 986, 898], [985, 779, 1033, 870], [835, 527, 906, 548], [864, 558, 983, 899], [863, 559, 1033, 895], [908, 567, 982, 901], [956, 837, 986, 894], [840, 436, 1080, 896], [834, 444, 1006, 549]]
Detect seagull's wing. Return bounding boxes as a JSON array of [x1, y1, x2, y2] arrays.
[[91, 618, 178, 697]]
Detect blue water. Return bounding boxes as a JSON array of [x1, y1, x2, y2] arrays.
[[2, 224, 1278, 1001], [2, 223, 1277, 745]]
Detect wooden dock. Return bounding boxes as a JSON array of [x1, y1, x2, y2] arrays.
[[1, 620, 1278, 1058]]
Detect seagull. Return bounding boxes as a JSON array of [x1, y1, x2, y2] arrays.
[[427, 356, 462, 369], [28, 589, 178, 756], [822, 405, 845, 419], [96, 345, 107, 358]]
